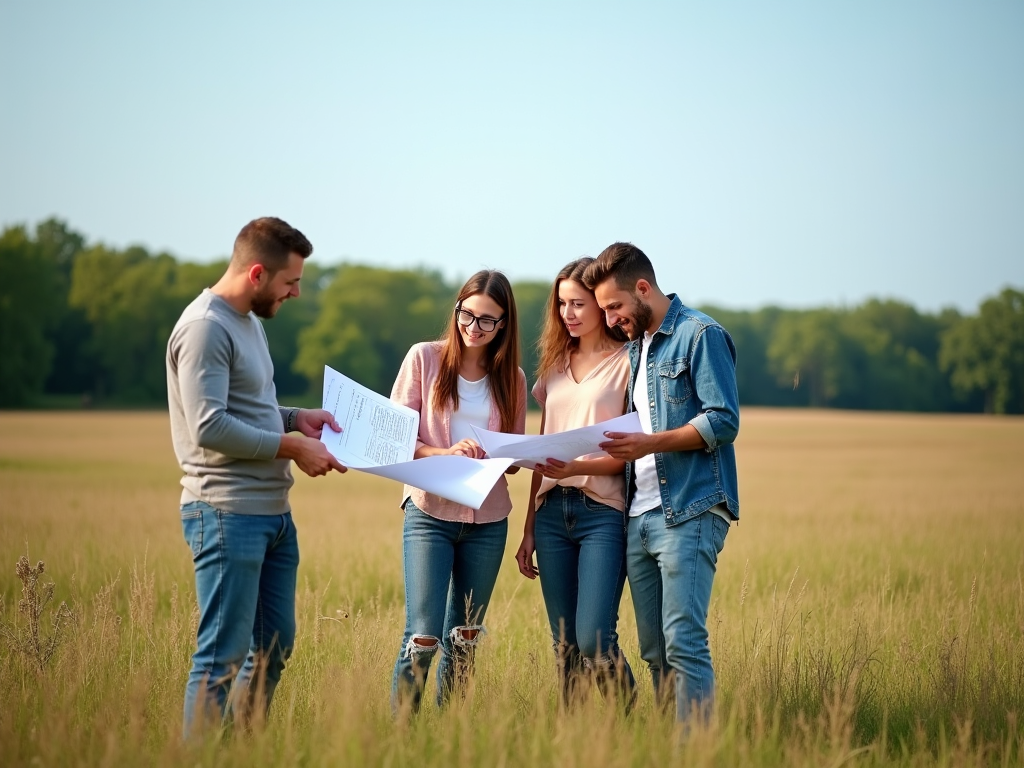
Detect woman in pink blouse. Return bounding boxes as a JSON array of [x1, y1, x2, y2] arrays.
[[514, 257, 636, 706], [390, 269, 527, 715]]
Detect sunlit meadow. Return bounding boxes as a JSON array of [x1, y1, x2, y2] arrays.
[[1, 410, 1022, 767]]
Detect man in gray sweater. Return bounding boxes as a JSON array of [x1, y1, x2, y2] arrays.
[[166, 217, 346, 737]]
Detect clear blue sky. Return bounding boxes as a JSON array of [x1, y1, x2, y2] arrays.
[[2, 1, 1022, 312]]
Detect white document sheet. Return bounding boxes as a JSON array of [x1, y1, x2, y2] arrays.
[[471, 411, 643, 468], [320, 366, 419, 468], [319, 366, 514, 509], [352, 455, 515, 510]]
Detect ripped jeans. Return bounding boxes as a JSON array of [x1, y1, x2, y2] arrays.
[[391, 500, 508, 714]]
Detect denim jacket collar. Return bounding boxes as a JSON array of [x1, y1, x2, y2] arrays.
[[629, 295, 685, 359], [653, 294, 684, 339]]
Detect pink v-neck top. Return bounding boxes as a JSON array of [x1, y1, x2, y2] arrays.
[[391, 341, 527, 523], [531, 345, 630, 511]]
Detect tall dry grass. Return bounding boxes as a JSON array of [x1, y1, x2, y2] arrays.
[[0, 409, 1022, 766]]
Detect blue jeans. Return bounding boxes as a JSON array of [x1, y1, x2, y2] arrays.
[[534, 486, 635, 703], [180, 500, 299, 737], [627, 508, 729, 721], [391, 500, 507, 714]]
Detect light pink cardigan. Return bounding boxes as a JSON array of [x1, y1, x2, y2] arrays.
[[390, 341, 528, 523]]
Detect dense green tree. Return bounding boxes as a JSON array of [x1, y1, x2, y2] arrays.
[[699, 305, 805, 407], [837, 300, 952, 411], [766, 309, 854, 407], [511, 280, 550, 396], [34, 218, 86, 283], [69, 245, 222, 402], [0, 226, 63, 405], [261, 262, 336, 397], [294, 265, 454, 396], [4, 217, 1021, 416], [30, 219, 94, 397], [763, 302, 961, 411], [940, 288, 1024, 413]]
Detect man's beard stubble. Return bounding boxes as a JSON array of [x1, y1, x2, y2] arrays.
[[625, 296, 654, 340], [250, 285, 280, 319]]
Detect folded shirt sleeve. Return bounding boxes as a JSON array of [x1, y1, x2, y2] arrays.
[[688, 325, 740, 451]]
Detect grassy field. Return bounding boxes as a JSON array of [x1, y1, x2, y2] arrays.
[[0, 409, 1022, 767]]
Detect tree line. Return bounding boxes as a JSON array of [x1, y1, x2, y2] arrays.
[[2, 219, 1022, 413]]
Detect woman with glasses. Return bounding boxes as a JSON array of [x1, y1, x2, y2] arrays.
[[389, 269, 526, 715], [514, 257, 636, 707]]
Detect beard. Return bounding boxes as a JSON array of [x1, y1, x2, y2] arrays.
[[250, 284, 282, 319], [621, 296, 654, 340]]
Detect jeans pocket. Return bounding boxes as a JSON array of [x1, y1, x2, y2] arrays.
[[581, 494, 616, 514], [711, 513, 729, 556], [181, 505, 204, 559]]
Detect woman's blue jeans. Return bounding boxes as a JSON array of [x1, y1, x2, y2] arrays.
[[534, 486, 635, 704], [180, 501, 299, 737], [627, 508, 729, 721], [391, 500, 508, 714]]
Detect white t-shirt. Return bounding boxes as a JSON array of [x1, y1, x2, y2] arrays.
[[629, 331, 733, 525], [630, 332, 661, 516], [450, 375, 492, 444]]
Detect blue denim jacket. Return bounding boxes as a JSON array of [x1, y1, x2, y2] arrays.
[[625, 295, 740, 526]]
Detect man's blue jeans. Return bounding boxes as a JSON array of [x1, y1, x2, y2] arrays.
[[534, 486, 635, 703], [391, 500, 507, 714], [627, 508, 729, 721], [180, 500, 299, 737]]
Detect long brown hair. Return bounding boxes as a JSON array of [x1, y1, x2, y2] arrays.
[[433, 270, 521, 433], [536, 258, 627, 383]]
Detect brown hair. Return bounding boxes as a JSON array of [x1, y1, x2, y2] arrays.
[[535, 258, 627, 383], [433, 270, 521, 433], [582, 242, 658, 293], [231, 217, 313, 273]]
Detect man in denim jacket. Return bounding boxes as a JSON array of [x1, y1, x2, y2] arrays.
[[587, 243, 739, 722]]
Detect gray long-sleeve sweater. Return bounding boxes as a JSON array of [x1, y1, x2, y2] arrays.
[[166, 289, 299, 515]]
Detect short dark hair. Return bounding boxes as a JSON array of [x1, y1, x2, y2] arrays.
[[231, 217, 313, 273], [582, 242, 658, 292]]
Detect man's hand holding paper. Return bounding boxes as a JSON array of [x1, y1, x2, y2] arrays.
[[470, 412, 642, 468], [318, 366, 513, 509]]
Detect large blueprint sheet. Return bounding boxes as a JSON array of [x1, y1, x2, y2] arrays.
[[471, 411, 642, 468], [319, 366, 513, 509]]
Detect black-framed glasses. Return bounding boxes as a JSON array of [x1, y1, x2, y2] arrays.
[[455, 307, 504, 333]]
